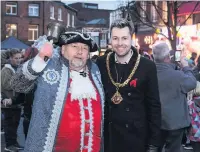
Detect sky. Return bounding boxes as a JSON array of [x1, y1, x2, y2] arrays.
[[62, 0, 128, 10]]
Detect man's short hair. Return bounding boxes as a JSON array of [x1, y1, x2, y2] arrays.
[[110, 19, 133, 36], [152, 42, 170, 63], [9, 48, 21, 58]]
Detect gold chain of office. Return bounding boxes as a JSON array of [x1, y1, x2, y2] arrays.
[[106, 52, 141, 104]]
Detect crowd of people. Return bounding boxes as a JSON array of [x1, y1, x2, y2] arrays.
[[1, 18, 200, 152]]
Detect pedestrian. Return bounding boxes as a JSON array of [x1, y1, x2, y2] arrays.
[[1, 48, 24, 152], [152, 42, 197, 152], [96, 18, 161, 152], [1, 49, 11, 68], [11, 31, 104, 152], [187, 81, 200, 152]]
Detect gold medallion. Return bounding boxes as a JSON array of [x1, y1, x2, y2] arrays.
[[111, 90, 123, 104]]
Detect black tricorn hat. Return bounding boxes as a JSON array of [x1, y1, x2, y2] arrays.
[[58, 32, 98, 52]]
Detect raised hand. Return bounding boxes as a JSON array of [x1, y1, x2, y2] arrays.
[[38, 42, 53, 61]]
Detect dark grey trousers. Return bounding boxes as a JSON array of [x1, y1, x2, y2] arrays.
[[158, 128, 184, 152], [191, 141, 200, 152]]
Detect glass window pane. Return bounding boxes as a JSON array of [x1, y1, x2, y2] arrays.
[[12, 29, 17, 37], [29, 8, 33, 15], [6, 6, 11, 13], [34, 30, 38, 40], [12, 7, 17, 14], [10, 24, 17, 30], [35, 8, 39, 16], [6, 28, 11, 37], [28, 30, 33, 40], [6, 24, 17, 37]]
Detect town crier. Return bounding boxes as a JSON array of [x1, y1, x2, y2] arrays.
[[11, 31, 104, 152]]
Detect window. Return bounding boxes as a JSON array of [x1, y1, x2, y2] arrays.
[[140, 1, 146, 22], [58, 8, 62, 21], [29, 4, 39, 16], [67, 13, 70, 27], [28, 25, 38, 41], [50, 6, 54, 19], [162, 1, 167, 22], [82, 4, 98, 9], [101, 33, 106, 40], [72, 15, 75, 27], [6, 24, 17, 38], [151, 1, 158, 22], [6, 2, 17, 15]]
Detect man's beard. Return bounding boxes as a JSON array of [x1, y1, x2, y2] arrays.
[[70, 58, 84, 69]]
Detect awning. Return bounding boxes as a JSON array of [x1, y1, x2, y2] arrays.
[[178, 2, 200, 16], [1, 36, 29, 49]]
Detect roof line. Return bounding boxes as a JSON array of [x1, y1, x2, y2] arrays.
[[55, 1, 78, 12]]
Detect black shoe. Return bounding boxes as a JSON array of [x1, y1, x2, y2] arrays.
[[4, 145, 18, 152], [14, 143, 24, 150], [183, 143, 193, 150]]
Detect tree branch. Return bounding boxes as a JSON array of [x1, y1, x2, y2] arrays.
[[151, 1, 168, 26], [177, 2, 200, 32]]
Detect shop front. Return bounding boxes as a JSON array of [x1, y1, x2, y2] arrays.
[[132, 29, 155, 54]]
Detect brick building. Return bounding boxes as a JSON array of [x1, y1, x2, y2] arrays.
[[1, 1, 77, 46]]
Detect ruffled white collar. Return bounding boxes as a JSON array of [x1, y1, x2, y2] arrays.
[[69, 70, 97, 101]]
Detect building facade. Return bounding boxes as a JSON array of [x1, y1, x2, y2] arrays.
[[113, 1, 200, 52], [1, 1, 77, 46], [69, 2, 112, 49]]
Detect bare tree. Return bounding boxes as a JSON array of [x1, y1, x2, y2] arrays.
[[127, 1, 200, 50]]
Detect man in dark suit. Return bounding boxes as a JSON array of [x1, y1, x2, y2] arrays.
[[96, 19, 161, 152]]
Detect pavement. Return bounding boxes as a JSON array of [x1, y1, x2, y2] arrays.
[[1, 117, 194, 152]]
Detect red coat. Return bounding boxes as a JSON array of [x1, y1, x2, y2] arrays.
[[55, 79, 102, 152]]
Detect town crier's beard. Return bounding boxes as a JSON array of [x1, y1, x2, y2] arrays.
[[61, 43, 90, 71], [70, 58, 85, 70]]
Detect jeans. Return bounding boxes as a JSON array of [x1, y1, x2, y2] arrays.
[[3, 108, 21, 147]]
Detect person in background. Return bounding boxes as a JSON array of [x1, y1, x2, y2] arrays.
[[187, 81, 200, 152], [1, 49, 11, 68], [152, 42, 196, 152], [193, 56, 200, 80], [191, 52, 197, 64], [1, 48, 24, 152]]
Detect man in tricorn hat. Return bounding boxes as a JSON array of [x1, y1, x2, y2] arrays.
[[11, 31, 104, 152]]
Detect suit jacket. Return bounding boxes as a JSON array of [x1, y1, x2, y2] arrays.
[[96, 47, 161, 152], [156, 63, 196, 130]]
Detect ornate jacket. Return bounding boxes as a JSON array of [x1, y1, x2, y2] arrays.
[[11, 55, 105, 152]]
